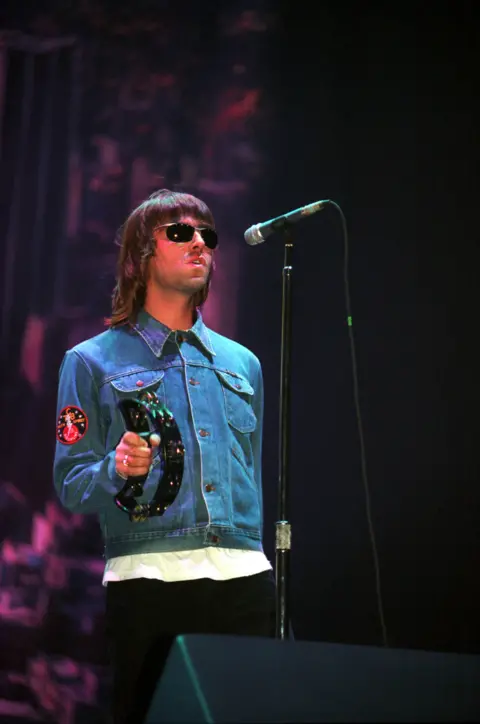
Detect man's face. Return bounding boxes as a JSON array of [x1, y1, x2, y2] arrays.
[[148, 215, 214, 297]]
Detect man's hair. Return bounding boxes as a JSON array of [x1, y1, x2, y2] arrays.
[[106, 189, 215, 328]]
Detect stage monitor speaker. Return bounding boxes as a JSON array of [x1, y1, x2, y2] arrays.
[[146, 634, 480, 723]]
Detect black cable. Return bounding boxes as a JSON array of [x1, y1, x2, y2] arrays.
[[328, 200, 389, 648]]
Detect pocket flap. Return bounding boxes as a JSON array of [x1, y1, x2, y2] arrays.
[[110, 369, 165, 393], [215, 369, 254, 396]]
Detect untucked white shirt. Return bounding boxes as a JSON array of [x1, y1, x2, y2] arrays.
[[102, 547, 272, 585]]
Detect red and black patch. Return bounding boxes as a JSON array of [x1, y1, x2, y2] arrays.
[[56, 405, 88, 445]]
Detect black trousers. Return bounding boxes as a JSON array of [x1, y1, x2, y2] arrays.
[[105, 570, 276, 724]]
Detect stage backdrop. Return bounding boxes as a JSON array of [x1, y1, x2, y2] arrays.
[[0, 2, 276, 721]]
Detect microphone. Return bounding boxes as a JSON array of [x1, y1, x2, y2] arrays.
[[244, 198, 330, 246]]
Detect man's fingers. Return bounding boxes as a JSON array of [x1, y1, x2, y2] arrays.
[[122, 431, 149, 447], [116, 431, 156, 477], [116, 451, 151, 475], [117, 450, 151, 467], [122, 445, 152, 459]]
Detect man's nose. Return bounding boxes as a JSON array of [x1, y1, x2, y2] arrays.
[[191, 231, 205, 249]]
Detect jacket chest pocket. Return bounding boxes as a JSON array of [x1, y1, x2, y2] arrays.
[[109, 369, 165, 399], [215, 370, 256, 434], [109, 370, 165, 425]]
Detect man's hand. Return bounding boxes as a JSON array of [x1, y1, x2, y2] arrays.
[[115, 431, 160, 478]]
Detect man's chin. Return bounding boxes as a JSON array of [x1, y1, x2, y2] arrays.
[[188, 271, 209, 287], [184, 279, 208, 297]]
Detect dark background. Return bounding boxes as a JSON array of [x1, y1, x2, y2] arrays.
[[0, 0, 479, 720], [242, 0, 480, 653]]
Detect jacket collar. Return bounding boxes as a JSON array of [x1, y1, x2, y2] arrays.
[[131, 308, 216, 358]]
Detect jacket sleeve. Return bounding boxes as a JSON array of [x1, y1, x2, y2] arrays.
[[251, 356, 264, 538], [53, 349, 125, 514]]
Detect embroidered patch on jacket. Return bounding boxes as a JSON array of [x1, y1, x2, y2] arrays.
[[56, 406, 88, 445]]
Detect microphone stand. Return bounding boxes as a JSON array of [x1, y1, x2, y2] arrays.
[[275, 222, 293, 640]]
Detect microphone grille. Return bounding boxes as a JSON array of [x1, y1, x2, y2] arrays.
[[244, 224, 265, 246]]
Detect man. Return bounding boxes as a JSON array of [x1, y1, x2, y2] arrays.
[[53, 189, 274, 723]]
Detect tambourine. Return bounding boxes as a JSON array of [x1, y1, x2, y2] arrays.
[[114, 391, 185, 522]]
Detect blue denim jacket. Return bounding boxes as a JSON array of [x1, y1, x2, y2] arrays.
[[53, 310, 265, 559]]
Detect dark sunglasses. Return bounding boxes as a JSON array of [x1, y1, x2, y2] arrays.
[[158, 222, 218, 250]]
